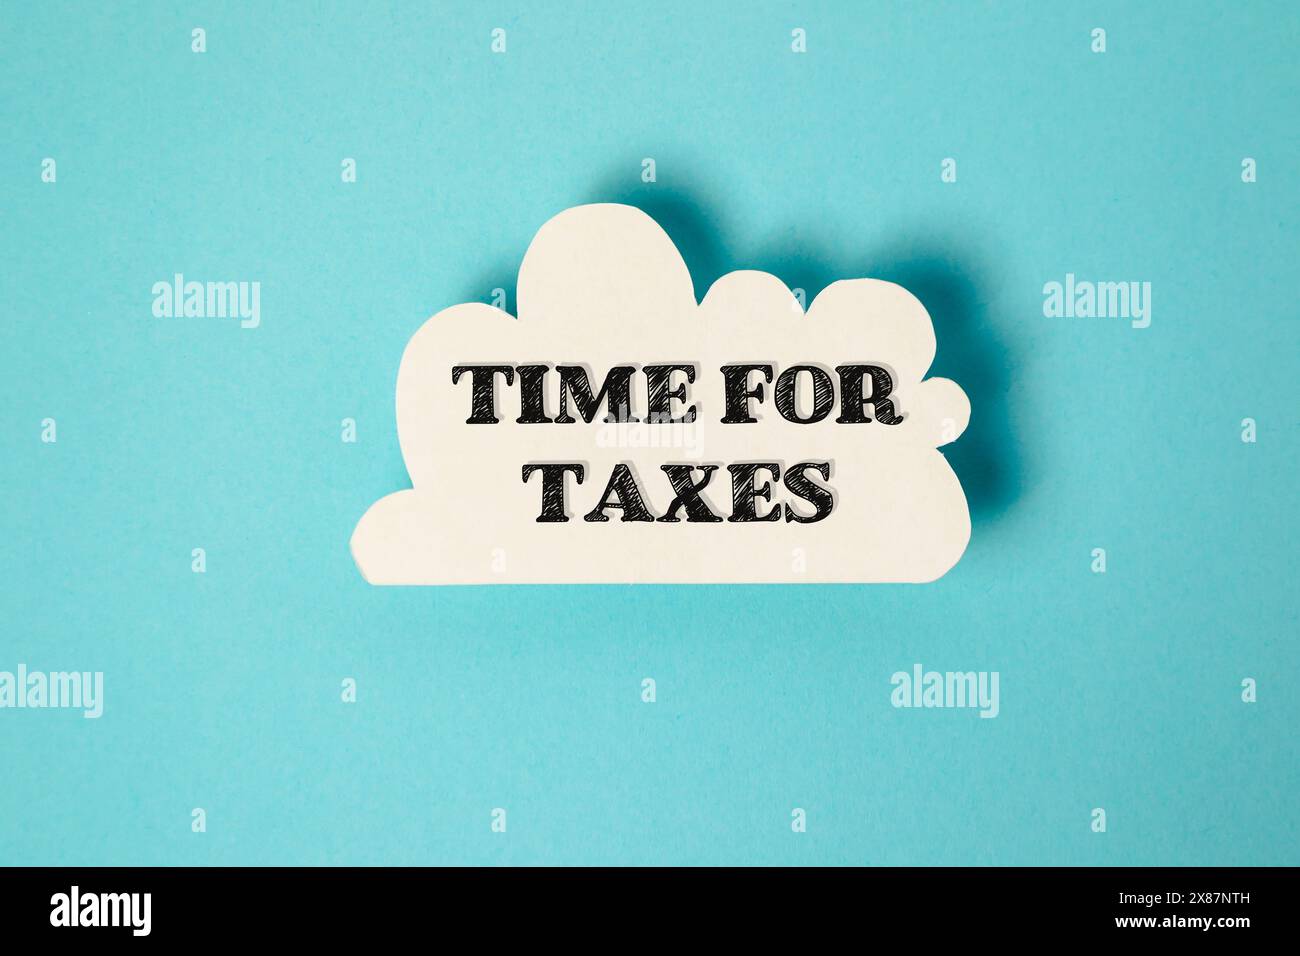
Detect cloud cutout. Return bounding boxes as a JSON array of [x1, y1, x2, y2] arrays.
[[352, 204, 970, 584]]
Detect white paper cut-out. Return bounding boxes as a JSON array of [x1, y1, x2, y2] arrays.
[[352, 203, 971, 584]]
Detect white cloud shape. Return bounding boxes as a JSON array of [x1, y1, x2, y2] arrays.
[[352, 203, 970, 584]]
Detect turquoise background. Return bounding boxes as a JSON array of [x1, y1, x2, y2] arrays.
[[3, 1, 1297, 865]]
